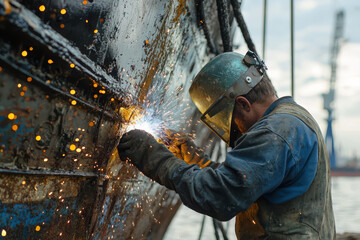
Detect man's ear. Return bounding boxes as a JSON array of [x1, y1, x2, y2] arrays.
[[235, 96, 251, 112]]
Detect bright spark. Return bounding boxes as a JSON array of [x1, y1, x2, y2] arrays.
[[126, 112, 162, 139], [123, 78, 192, 141]]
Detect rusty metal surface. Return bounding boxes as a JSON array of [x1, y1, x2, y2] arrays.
[[0, 0, 226, 239]]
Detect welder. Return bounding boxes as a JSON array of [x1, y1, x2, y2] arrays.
[[118, 51, 336, 239]]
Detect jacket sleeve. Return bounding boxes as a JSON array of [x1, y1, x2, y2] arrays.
[[170, 127, 293, 221]]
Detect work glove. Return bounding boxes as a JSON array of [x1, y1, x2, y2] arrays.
[[164, 129, 219, 169], [117, 129, 184, 190]]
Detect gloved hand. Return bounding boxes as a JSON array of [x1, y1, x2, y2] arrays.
[[163, 129, 218, 169], [117, 129, 184, 189]]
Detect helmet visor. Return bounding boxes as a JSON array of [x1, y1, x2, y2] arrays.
[[200, 95, 234, 145]]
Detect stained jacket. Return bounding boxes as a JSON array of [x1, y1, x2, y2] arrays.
[[169, 97, 335, 239]]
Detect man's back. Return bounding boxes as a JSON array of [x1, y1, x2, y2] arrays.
[[235, 98, 335, 239]]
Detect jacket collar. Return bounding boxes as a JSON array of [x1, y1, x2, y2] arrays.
[[262, 96, 295, 117], [233, 96, 295, 147]]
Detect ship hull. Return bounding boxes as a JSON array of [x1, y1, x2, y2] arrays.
[[0, 0, 224, 239]]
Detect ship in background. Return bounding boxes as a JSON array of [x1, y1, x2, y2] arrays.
[[322, 10, 360, 177], [331, 155, 360, 177]]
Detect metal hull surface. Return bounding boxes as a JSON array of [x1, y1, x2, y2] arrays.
[[0, 0, 223, 239]]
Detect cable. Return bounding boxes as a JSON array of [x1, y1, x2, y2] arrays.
[[212, 218, 221, 240], [216, 0, 233, 52], [197, 215, 206, 240], [230, 0, 259, 56], [216, 220, 230, 240], [262, 0, 267, 60], [195, 0, 220, 54]]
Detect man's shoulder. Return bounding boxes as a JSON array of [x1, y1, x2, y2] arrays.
[[255, 112, 317, 146], [258, 111, 309, 130]]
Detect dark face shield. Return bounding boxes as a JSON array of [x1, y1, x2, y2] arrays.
[[191, 51, 267, 147], [200, 94, 234, 145]]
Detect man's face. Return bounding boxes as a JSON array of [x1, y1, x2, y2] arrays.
[[232, 102, 250, 135], [231, 96, 258, 135], [229, 100, 250, 147], [229, 116, 243, 148], [233, 111, 247, 135]]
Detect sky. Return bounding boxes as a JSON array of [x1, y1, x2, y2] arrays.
[[235, 0, 360, 160]]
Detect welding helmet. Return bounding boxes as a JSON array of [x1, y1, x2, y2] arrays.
[[189, 51, 267, 146]]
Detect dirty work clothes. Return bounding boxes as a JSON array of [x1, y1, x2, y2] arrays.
[[171, 97, 317, 218], [170, 97, 335, 239], [235, 100, 335, 239]]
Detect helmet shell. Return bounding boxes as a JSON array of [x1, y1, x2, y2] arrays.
[[189, 52, 248, 115], [189, 51, 263, 145]]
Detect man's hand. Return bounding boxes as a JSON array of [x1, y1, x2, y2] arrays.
[[164, 129, 215, 169], [118, 129, 158, 166], [117, 129, 183, 189]]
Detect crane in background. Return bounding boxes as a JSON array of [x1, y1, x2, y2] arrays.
[[322, 10, 345, 169]]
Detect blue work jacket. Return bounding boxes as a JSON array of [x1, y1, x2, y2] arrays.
[[170, 96, 319, 221]]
